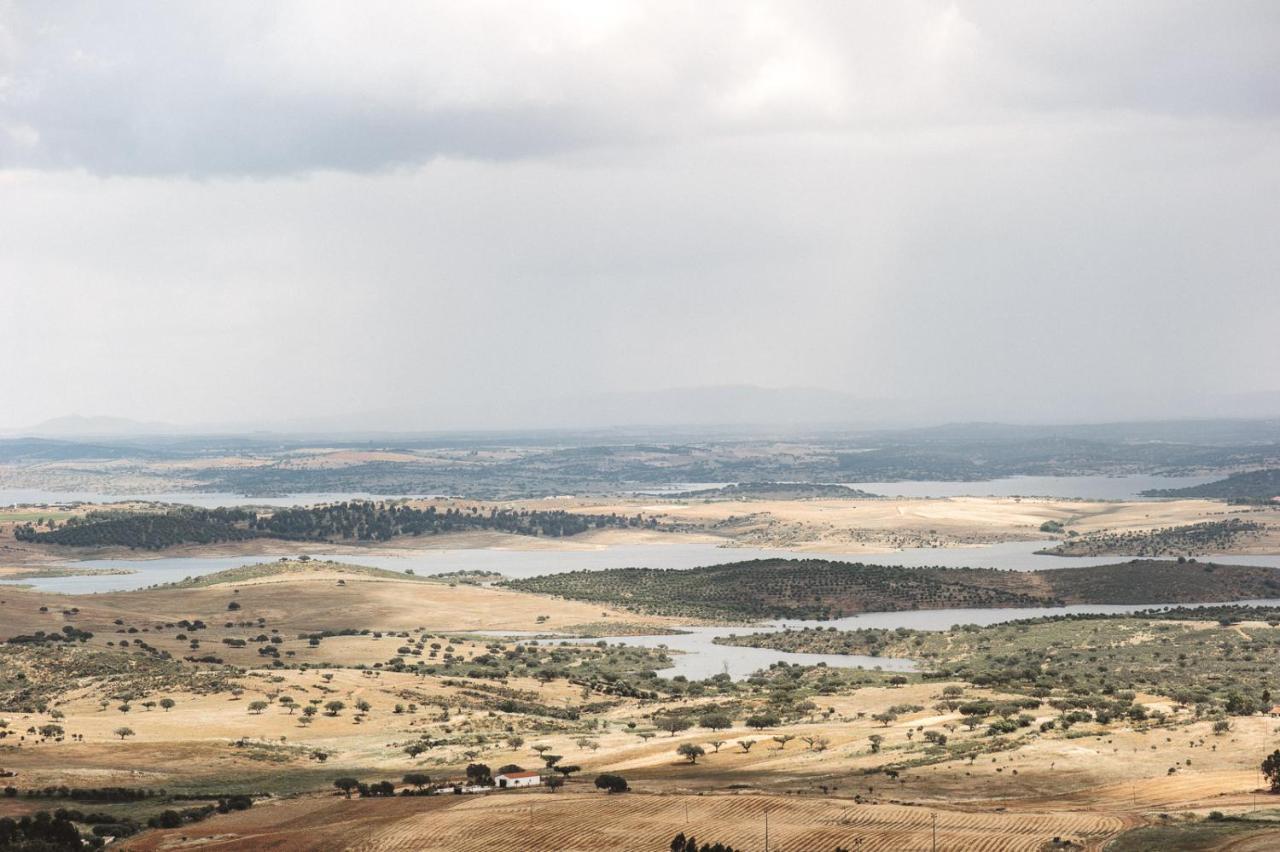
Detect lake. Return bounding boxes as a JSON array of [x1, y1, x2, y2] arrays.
[[0, 489, 440, 509], [12, 538, 1280, 595]]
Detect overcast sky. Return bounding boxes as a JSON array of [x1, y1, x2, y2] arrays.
[[1, 1, 1278, 430]]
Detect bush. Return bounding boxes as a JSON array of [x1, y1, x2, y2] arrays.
[[594, 773, 629, 794]]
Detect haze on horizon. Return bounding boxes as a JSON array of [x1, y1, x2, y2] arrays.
[[2, 1, 1278, 433]]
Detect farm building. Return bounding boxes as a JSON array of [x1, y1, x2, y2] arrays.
[[495, 770, 542, 788]]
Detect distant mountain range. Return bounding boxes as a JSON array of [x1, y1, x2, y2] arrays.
[[17, 414, 185, 437], [8, 385, 1280, 438]]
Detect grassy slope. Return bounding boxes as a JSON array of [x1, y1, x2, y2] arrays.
[[158, 559, 435, 588]]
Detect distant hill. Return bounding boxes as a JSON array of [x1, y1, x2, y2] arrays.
[[1142, 468, 1280, 501], [504, 558, 1280, 620], [669, 482, 880, 500], [16, 414, 181, 437]]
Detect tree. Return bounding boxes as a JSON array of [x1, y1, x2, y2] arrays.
[[114, 727, 135, 741], [699, 713, 732, 731], [745, 714, 779, 730], [772, 734, 795, 750], [868, 734, 884, 754], [325, 700, 345, 717], [532, 744, 552, 756], [465, 764, 492, 786], [737, 739, 756, 753], [594, 773, 629, 793], [554, 764, 581, 779], [545, 775, 564, 793], [801, 736, 830, 752], [248, 701, 269, 715], [159, 698, 176, 712], [708, 740, 726, 753], [302, 705, 318, 719], [38, 724, 63, 739], [660, 716, 692, 737], [1263, 750, 1280, 793], [403, 772, 431, 790], [334, 777, 359, 798], [677, 743, 705, 764], [541, 754, 563, 769], [871, 712, 898, 727]]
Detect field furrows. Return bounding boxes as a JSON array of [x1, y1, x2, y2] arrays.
[[349, 793, 1131, 852]]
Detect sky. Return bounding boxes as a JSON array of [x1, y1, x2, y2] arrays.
[[1, 1, 1278, 431]]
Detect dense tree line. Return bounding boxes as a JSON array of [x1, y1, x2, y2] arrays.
[[715, 625, 918, 656], [0, 811, 86, 851], [15, 502, 656, 549], [505, 559, 1057, 620], [506, 558, 1280, 620], [253, 502, 654, 541], [14, 508, 257, 550], [1039, 519, 1265, 557], [1143, 468, 1280, 501]]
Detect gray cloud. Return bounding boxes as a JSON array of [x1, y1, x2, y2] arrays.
[[3, 2, 1276, 176], [0, 2, 1276, 429]]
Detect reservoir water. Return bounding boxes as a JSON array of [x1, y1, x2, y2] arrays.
[[0, 489, 440, 509], [12, 538, 1280, 595]]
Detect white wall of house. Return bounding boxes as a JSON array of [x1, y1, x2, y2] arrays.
[[496, 773, 541, 788]]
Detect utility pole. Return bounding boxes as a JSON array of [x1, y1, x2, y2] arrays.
[[931, 811, 937, 852], [763, 806, 769, 852]]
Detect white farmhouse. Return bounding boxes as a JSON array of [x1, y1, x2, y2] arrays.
[[495, 770, 542, 788]]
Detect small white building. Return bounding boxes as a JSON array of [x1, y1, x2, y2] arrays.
[[495, 770, 542, 788]]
